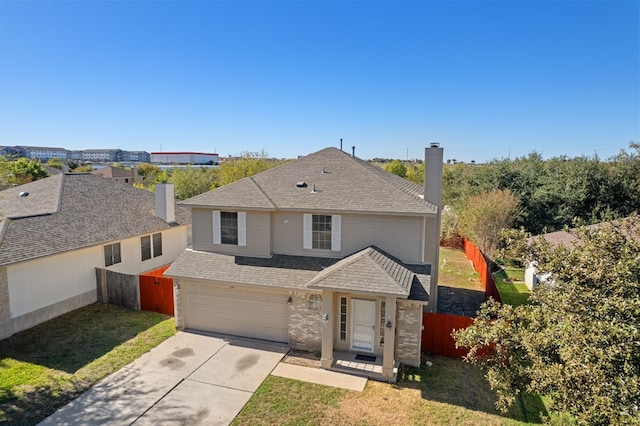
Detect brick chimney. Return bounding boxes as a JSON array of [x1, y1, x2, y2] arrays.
[[155, 183, 176, 224], [424, 143, 443, 312]]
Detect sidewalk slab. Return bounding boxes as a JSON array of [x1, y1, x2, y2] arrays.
[[39, 368, 181, 426], [125, 331, 227, 378], [271, 363, 367, 392], [189, 342, 288, 391], [134, 380, 252, 426]]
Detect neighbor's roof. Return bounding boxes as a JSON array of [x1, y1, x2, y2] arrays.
[[530, 216, 640, 248], [92, 166, 134, 178], [166, 245, 430, 301], [183, 147, 437, 215], [0, 174, 191, 266]]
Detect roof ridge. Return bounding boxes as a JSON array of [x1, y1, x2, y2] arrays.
[[249, 175, 278, 209]]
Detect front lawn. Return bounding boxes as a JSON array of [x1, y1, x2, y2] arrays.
[[0, 304, 176, 425], [233, 354, 549, 425]]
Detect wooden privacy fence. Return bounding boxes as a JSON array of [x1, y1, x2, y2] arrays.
[[96, 268, 140, 310], [139, 265, 174, 315], [422, 312, 474, 358], [463, 238, 502, 303]]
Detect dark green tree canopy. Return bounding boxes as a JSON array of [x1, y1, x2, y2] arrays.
[[455, 217, 640, 425]]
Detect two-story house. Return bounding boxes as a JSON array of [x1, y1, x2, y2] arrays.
[[0, 174, 191, 340], [166, 145, 443, 380]]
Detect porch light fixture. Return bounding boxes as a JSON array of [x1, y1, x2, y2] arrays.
[[322, 313, 329, 322], [385, 320, 393, 328], [287, 296, 292, 305]]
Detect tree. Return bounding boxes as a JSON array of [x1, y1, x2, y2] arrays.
[[169, 167, 218, 200], [46, 157, 63, 170], [0, 157, 48, 185], [458, 189, 520, 258], [455, 217, 640, 425], [384, 159, 407, 178], [135, 163, 164, 185], [218, 151, 283, 186]]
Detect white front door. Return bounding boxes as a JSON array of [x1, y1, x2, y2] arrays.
[[350, 299, 376, 352]]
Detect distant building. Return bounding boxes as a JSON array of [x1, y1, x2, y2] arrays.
[[80, 149, 122, 162], [16, 146, 68, 161], [120, 150, 151, 162], [151, 152, 219, 165]]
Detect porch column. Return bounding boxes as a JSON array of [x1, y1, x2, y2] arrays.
[[320, 290, 335, 369], [382, 296, 397, 380]]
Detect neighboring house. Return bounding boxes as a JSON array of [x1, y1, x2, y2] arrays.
[[92, 166, 135, 184], [166, 146, 443, 381], [0, 174, 191, 340], [524, 217, 640, 289]]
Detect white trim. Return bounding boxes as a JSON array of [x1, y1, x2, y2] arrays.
[[331, 215, 341, 252], [238, 212, 246, 247], [303, 213, 312, 249], [212, 211, 221, 245]]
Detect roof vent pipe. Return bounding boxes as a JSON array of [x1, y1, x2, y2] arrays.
[[310, 184, 317, 193], [351, 146, 356, 157], [340, 138, 343, 151], [322, 166, 327, 174]]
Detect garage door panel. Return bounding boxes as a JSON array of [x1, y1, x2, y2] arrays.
[[184, 283, 289, 343]]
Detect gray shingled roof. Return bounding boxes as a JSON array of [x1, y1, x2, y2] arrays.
[[165, 249, 338, 289], [167, 246, 430, 301], [0, 174, 191, 266], [307, 246, 412, 297], [184, 148, 437, 215]]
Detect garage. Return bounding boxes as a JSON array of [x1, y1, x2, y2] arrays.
[[183, 282, 290, 343]]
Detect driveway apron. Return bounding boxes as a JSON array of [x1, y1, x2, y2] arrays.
[[39, 331, 289, 426]]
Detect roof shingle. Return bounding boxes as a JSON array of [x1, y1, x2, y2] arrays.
[[183, 148, 436, 215], [0, 174, 191, 266]]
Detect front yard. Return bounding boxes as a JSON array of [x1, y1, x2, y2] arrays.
[[233, 354, 548, 425], [0, 304, 175, 425]]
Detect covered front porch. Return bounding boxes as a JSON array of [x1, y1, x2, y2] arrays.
[[306, 246, 430, 382], [330, 350, 400, 382]]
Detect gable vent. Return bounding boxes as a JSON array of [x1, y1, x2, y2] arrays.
[[296, 181, 307, 188]]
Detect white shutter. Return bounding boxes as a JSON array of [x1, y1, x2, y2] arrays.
[[212, 211, 221, 244], [238, 212, 246, 246], [303, 214, 312, 249], [331, 215, 341, 252]]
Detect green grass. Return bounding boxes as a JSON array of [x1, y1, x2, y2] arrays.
[[439, 247, 483, 291], [493, 266, 531, 306], [0, 303, 176, 425], [234, 355, 549, 425]]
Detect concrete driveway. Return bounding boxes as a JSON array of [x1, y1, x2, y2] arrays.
[[39, 331, 289, 426]]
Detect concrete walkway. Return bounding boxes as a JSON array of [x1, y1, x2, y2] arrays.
[[272, 363, 367, 392], [39, 331, 289, 426]]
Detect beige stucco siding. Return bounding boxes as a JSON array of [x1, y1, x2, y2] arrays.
[[191, 208, 271, 257], [272, 211, 424, 263]]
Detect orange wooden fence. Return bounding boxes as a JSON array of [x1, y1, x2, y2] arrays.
[[139, 265, 174, 315], [422, 312, 474, 358], [463, 239, 502, 303]]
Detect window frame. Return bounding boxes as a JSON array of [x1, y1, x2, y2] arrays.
[[141, 232, 163, 261], [104, 242, 122, 267], [303, 214, 341, 251], [213, 211, 247, 246], [339, 296, 347, 342]]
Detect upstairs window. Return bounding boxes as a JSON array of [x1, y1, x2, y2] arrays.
[[303, 214, 341, 252], [213, 211, 247, 246], [104, 243, 121, 267], [141, 232, 163, 261]]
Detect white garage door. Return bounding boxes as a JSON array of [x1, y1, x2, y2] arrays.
[[183, 282, 289, 343]]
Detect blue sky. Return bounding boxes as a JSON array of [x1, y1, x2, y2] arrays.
[[0, 1, 638, 162]]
